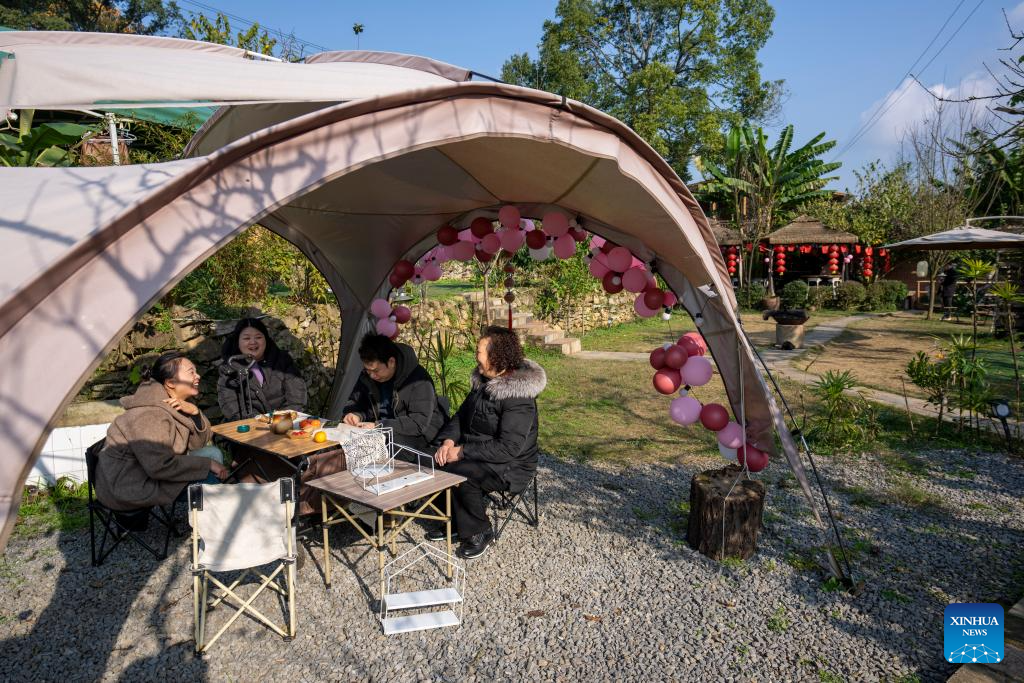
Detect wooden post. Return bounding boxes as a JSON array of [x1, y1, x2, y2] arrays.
[[687, 465, 766, 560]]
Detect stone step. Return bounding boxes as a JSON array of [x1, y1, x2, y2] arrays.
[[543, 337, 582, 355], [528, 328, 567, 344]]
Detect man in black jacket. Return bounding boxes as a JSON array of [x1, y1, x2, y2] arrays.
[[342, 334, 446, 453], [429, 326, 545, 559]]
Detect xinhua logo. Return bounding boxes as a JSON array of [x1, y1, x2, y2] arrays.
[[944, 603, 1004, 664]]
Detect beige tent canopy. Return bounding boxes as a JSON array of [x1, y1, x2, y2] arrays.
[[0, 35, 818, 549]]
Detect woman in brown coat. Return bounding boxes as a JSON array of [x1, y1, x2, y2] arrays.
[[95, 352, 227, 511]]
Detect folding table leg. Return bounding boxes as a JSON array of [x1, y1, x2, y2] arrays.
[[445, 488, 453, 580], [377, 513, 385, 599], [322, 497, 331, 588]]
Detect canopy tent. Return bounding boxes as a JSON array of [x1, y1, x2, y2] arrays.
[[884, 225, 1024, 250], [768, 215, 858, 245], [0, 35, 821, 551]]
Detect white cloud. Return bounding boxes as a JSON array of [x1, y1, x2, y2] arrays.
[[859, 72, 995, 147], [1008, 2, 1024, 26]]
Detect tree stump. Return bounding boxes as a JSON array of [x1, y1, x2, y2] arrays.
[[687, 465, 766, 560]]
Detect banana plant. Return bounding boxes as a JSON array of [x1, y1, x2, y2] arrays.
[[991, 280, 1023, 438], [0, 109, 97, 167], [958, 258, 996, 351]]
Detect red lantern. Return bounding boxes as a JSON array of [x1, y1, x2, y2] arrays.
[[865, 246, 874, 255], [728, 246, 738, 255], [840, 245, 848, 253], [776, 266, 786, 274], [863, 269, 873, 278], [821, 246, 829, 254], [728, 266, 737, 274], [878, 248, 887, 256], [774, 245, 785, 252], [787, 245, 795, 252], [855, 245, 862, 254]]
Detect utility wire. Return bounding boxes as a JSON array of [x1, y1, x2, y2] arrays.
[[832, 0, 982, 161], [177, 0, 332, 54]]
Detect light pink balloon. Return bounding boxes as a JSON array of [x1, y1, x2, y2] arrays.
[[588, 256, 610, 279], [646, 273, 658, 290], [622, 267, 649, 293], [376, 318, 398, 337], [480, 233, 501, 254], [370, 298, 392, 319], [543, 211, 570, 238], [634, 294, 657, 318], [681, 355, 714, 387], [458, 228, 481, 244], [451, 240, 476, 261], [607, 246, 633, 273], [498, 205, 521, 229], [669, 396, 702, 425], [553, 234, 576, 259], [529, 246, 550, 261], [663, 290, 678, 308], [630, 256, 644, 269], [411, 272, 424, 285], [500, 229, 526, 253], [717, 421, 744, 449], [422, 263, 443, 281], [522, 219, 536, 231], [590, 235, 606, 250], [434, 245, 451, 262]]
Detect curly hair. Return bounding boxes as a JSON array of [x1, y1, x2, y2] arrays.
[[481, 326, 524, 375]]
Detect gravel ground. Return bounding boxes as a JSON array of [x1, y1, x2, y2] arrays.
[[1, 448, 1022, 683]]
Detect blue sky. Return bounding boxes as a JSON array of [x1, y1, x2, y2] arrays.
[[180, 0, 1019, 190]]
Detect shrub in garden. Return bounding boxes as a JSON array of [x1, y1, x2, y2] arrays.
[[738, 282, 767, 309], [878, 280, 908, 309], [863, 282, 889, 311], [806, 370, 878, 453], [807, 286, 832, 310], [781, 280, 809, 310], [833, 281, 866, 310]]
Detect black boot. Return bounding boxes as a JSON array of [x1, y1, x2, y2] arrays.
[[457, 529, 494, 559], [425, 527, 459, 543]]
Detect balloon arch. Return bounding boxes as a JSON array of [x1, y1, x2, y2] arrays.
[[370, 206, 769, 472]]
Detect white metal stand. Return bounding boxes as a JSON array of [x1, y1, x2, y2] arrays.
[[344, 427, 435, 495], [381, 542, 465, 635]]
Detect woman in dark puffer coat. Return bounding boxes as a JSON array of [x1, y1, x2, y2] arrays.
[[431, 326, 545, 559]]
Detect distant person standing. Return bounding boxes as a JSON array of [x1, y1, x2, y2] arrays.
[[941, 263, 959, 320]]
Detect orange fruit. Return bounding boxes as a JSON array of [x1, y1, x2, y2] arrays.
[[313, 431, 327, 444]]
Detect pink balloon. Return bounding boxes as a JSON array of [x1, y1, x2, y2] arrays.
[[634, 295, 657, 318], [678, 336, 703, 357], [392, 305, 412, 324], [522, 219, 536, 231], [653, 368, 682, 395], [411, 272, 424, 285], [679, 331, 707, 355], [590, 234, 606, 250], [499, 229, 526, 253], [606, 246, 633, 273], [422, 263, 443, 281], [553, 234, 576, 259], [630, 256, 645, 269], [669, 396, 702, 425], [717, 421, 744, 449], [543, 211, 570, 238], [681, 355, 714, 387], [588, 255, 611, 279], [622, 267, 648, 293], [376, 318, 398, 337], [480, 233, 501, 254], [458, 228, 481, 244], [370, 298, 392, 319], [498, 205, 521, 229], [451, 240, 476, 261], [663, 291, 678, 308]]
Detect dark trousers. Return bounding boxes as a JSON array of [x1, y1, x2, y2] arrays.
[[444, 459, 508, 537]]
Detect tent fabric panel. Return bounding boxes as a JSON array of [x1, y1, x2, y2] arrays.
[[885, 226, 1024, 250], [305, 50, 472, 82]]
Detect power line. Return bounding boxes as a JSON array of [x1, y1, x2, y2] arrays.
[[177, 0, 333, 55], [832, 0, 983, 161]]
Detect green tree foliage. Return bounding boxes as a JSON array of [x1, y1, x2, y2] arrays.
[[806, 370, 877, 454], [501, 0, 783, 178], [181, 11, 277, 56], [801, 160, 914, 247], [697, 123, 840, 290], [0, 0, 179, 34]]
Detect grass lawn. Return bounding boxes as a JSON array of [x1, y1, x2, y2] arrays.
[[420, 279, 477, 302], [798, 312, 1020, 400], [581, 308, 852, 353]]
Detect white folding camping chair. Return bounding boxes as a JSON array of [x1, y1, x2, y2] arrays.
[[188, 479, 297, 655]]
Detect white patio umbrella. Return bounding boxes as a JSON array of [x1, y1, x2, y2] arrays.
[[885, 225, 1024, 250]]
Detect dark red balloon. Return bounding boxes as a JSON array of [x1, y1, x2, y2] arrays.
[[653, 368, 682, 395], [649, 347, 667, 370], [678, 336, 702, 357], [602, 271, 623, 294], [389, 272, 407, 288], [600, 241, 616, 255], [738, 445, 768, 472], [437, 225, 459, 246], [393, 260, 415, 280], [526, 229, 548, 250], [664, 344, 688, 369], [570, 227, 587, 242], [700, 403, 730, 431], [476, 246, 494, 262], [470, 217, 494, 238], [644, 288, 665, 310]]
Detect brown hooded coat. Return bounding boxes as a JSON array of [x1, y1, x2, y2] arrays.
[[95, 381, 213, 511]]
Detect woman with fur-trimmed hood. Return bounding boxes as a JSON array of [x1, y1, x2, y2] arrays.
[[430, 326, 546, 559]]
